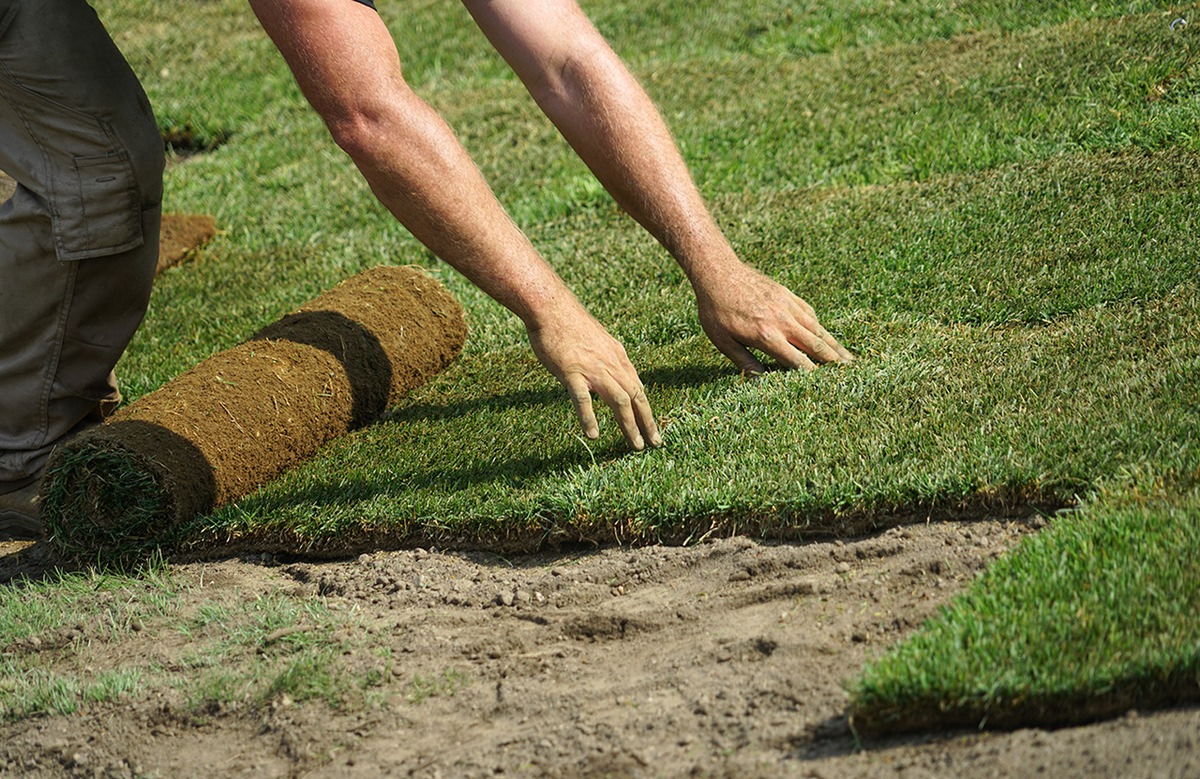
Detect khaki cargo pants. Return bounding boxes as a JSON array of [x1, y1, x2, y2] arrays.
[[0, 0, 162, 485]]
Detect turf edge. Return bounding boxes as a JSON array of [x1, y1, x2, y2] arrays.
[[846, 481, 1200, 737]]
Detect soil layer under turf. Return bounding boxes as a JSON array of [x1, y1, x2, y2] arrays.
[[41, 267, 466, 563]]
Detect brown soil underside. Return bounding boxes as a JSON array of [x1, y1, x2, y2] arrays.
[[2, 517, 1197, 778], [111, 266, 464, 511], [43, 267, 467, 555], [156, 213, 216, 274]]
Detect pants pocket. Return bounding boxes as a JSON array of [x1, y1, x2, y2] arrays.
[[54, 334, 123, 404], [54, 150, 143, 261]]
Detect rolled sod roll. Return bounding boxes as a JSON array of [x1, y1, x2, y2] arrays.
[[42, 266, 466, 562]]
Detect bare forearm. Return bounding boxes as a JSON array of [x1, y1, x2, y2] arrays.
[[466, 0, 738, 286], [348, 94, 659, 447], [250, 0, 661, 448], [341, 92, 573, 326], [250, 0, 572, 327], [466, 0, 853, 372], [537, 52, 737, 282]]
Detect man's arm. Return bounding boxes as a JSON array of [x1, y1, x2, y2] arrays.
[[463, 0, 853, 374], [247, 0, 660, 449]]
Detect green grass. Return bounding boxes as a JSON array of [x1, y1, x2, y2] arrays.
[[406, 668, 472, 705], [4, 0, 1198, 732], [190, 153, 1200, 553], [1, 668, 145, 719], [0, 567, 379, 721], [849, 483, 1200, 734]]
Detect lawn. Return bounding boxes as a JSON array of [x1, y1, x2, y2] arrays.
[[8, 0, 1200, 734]]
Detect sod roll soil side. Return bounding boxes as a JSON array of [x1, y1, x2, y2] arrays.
[[42, 266, 467, 563]]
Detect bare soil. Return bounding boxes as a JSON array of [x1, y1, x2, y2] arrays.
[[2, 516, 1197, 778]]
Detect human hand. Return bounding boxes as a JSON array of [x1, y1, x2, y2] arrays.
[[695, 263, 853, 374], [526, 301, 661, 451]]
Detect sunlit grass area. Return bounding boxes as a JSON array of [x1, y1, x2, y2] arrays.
[[4, 0, 1197, 731]]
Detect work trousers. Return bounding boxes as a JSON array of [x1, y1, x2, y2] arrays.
[[0, 0, 162, 484]]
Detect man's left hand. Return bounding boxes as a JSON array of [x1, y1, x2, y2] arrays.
[[695, 264, 854, 375]]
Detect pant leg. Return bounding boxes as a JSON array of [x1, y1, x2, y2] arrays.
[[0, 0, 163, 483]]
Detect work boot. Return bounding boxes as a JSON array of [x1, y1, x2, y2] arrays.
[[0, 474, 43, 541]]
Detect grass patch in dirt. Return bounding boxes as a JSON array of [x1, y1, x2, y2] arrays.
[[849, 483, 1200, 735], [0, 563, 382, 722]]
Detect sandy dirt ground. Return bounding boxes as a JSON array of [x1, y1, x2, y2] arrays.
[[2, 515, 1198, 778]]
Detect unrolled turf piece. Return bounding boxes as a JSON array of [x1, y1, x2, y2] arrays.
[[42, 266, 467, 563]]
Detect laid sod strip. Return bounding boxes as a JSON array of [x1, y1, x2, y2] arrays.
[[111, 0, 1171, 140], [129, 139, 1200, 409], [119, 8, 1200, 401], [42, 267, 465, 564], [190, 278, 1198, 554], [530, 149, 1200, 347], [847, 484, 1200, 735], [749, 150, 1200, 326], [586, 0, 1169, 60], [647, 9, 1200, 192], [178, 149, 1200, 554]]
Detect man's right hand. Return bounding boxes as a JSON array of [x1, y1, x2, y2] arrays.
[[525, 301, 661, 452]]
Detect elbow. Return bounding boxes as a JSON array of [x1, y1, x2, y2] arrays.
[[325, 106, 391, 166], [318, 90, 461, 191], [528, 38, 618, 110], [318, 76, 418, 167]]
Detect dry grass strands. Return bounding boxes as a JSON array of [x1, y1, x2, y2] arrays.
[[42, 266, 467, 564]]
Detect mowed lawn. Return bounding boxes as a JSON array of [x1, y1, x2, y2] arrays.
[[6, 0, 1199, 732]]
